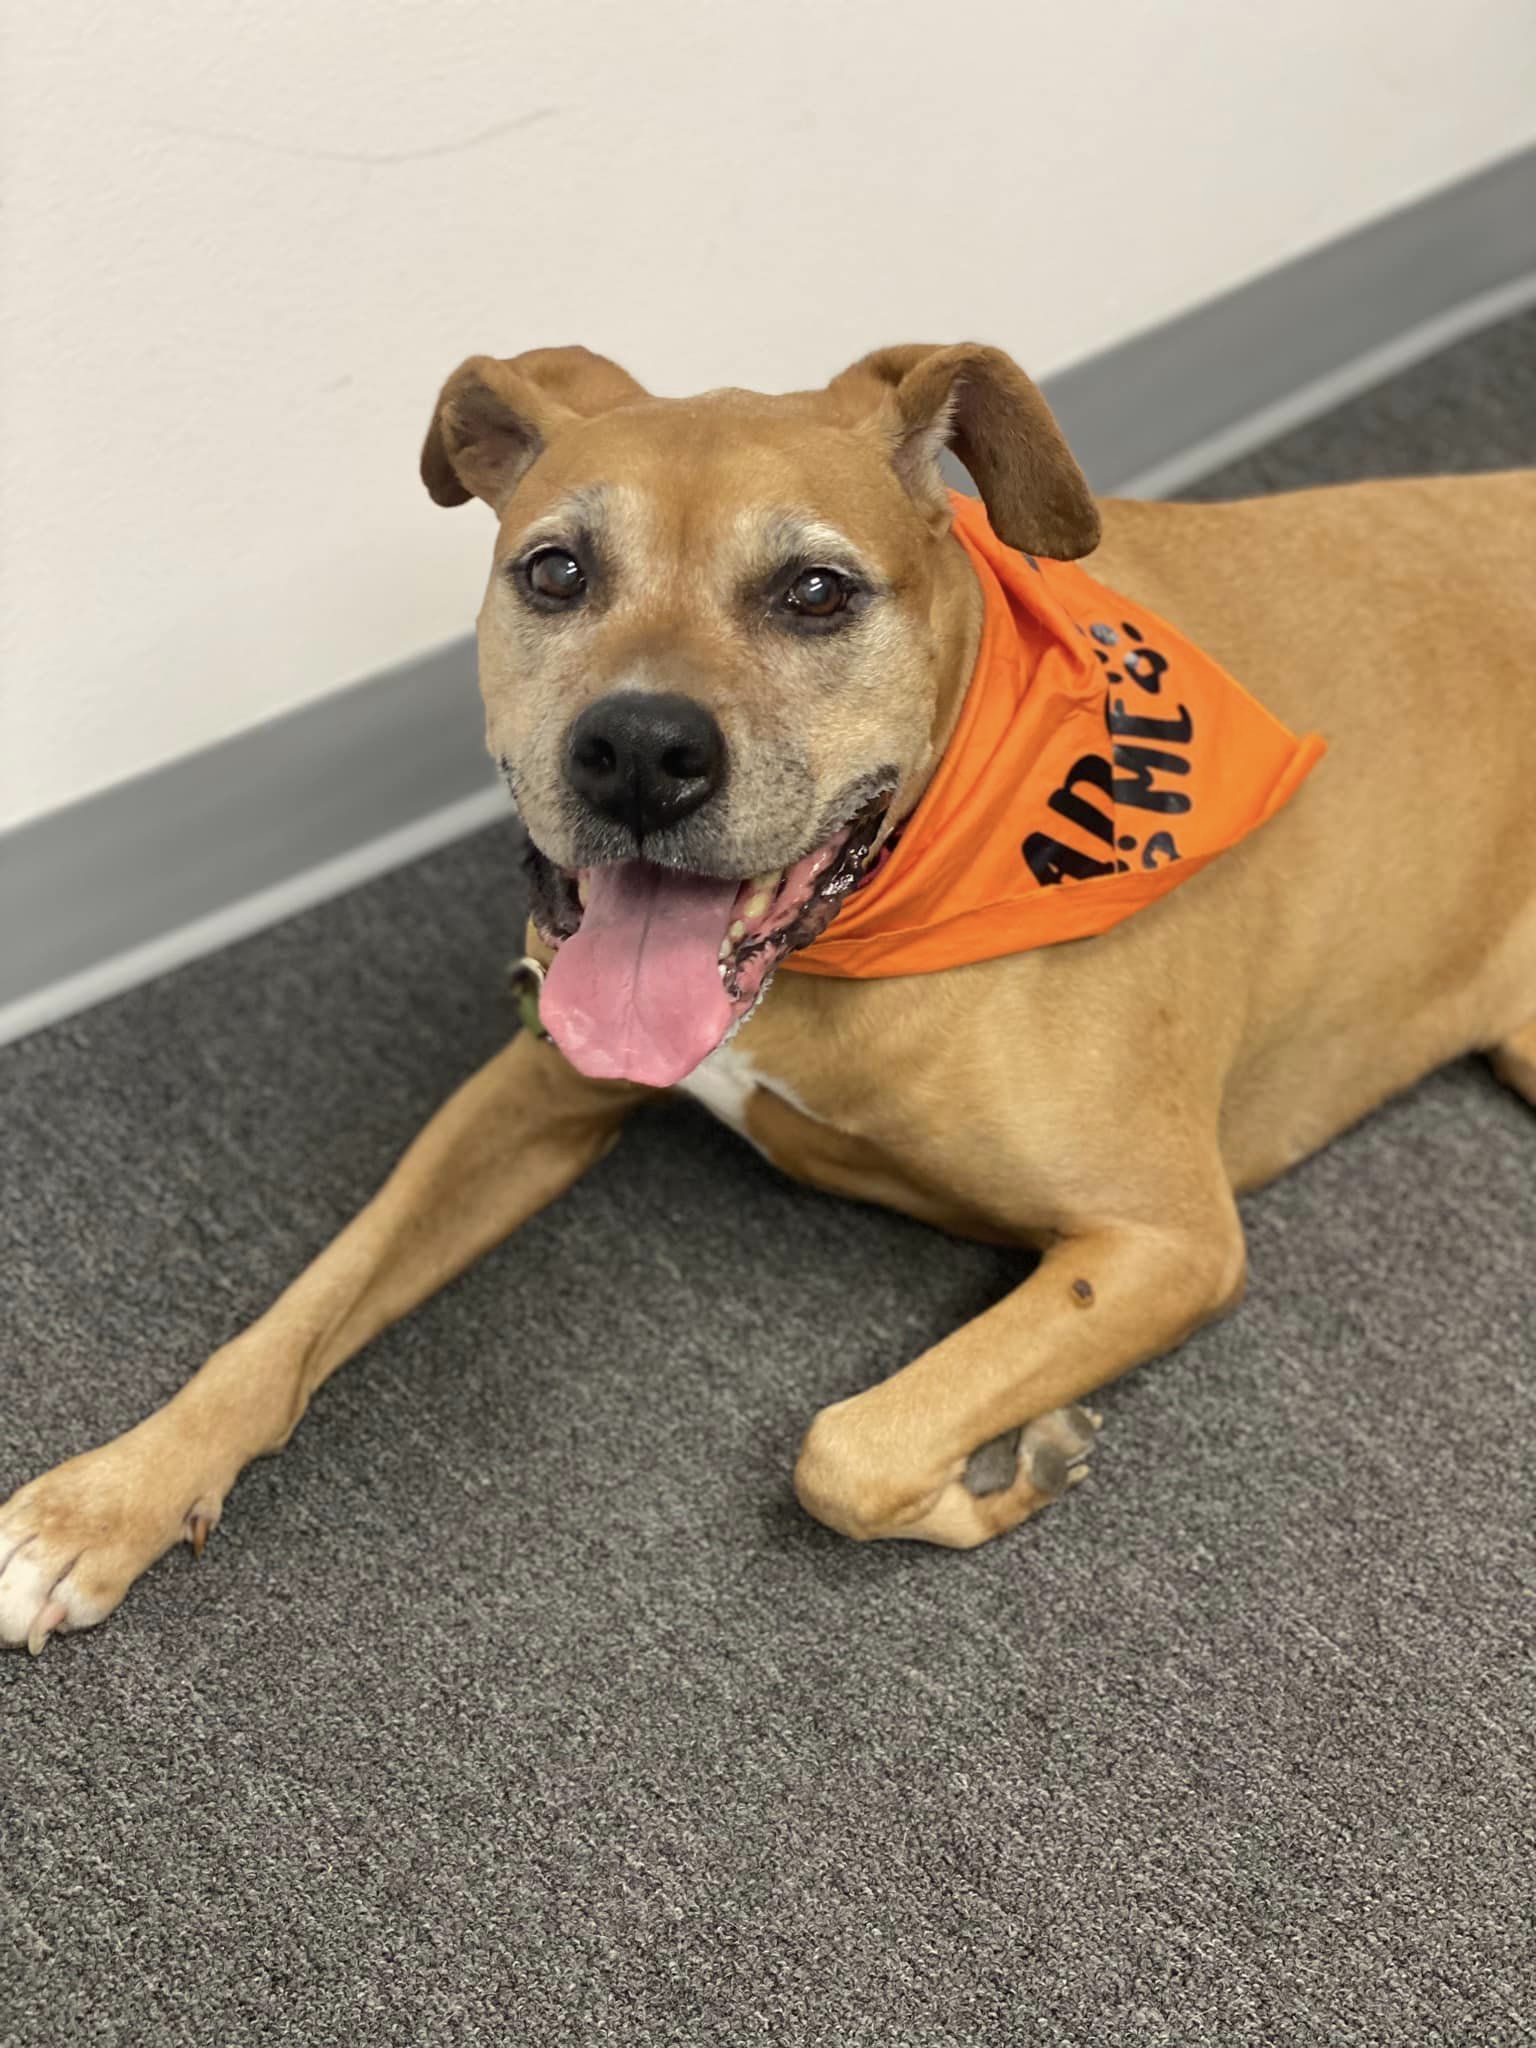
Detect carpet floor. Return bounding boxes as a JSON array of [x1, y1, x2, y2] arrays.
[[3, 310, 1534, 2047]]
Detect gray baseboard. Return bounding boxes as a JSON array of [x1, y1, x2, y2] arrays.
[[1054, 143, 1536, 498], [5, 142, 1536, 1047], [0, 642, 505, 1045]]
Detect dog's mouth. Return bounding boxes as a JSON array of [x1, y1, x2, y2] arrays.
[[528, 789, 893, 1087]]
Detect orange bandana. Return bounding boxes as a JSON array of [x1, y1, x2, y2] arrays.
[[784, 493, 1326, 980]]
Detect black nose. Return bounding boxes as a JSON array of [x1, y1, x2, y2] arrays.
[[564, 691, 726, 840]]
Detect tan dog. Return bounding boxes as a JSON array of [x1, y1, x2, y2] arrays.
[[4, 343, 1534, 1653]]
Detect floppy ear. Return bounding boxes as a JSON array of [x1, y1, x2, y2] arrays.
[[828, 342, 1100, 560], [420, 345, 649, 511]]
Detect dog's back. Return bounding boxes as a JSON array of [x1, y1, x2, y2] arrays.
[[1091, 471, 1536, 1179], [1096, 469, 1536, 745]]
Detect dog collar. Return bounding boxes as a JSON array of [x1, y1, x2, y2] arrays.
[[782, 493, 1326, 980]]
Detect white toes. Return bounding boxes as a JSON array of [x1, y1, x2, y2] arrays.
[[0, 1539, 113, 1652], [0, 1509, 114, 1653], [0, 1435, 199, 1652], [0, 1533, 67, 1651]]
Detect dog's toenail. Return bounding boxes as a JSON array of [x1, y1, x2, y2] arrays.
[[1071, 1278, 1095, 1306], [27, 1599, 66, 1656]]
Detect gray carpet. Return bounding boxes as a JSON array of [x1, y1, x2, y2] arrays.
[[4, 314, 1535, 2048]]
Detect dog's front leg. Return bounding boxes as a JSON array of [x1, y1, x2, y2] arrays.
[[793, 1211, 1247, 1550], [0, 1032, 645, 1651]]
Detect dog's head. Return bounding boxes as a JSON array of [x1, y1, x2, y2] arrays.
[[421, 342, 1098, 1085]]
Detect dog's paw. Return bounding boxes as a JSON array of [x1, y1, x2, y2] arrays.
[[797, 1396, 1104, 1549], [963, 1403, 1102, 1498], [0, 1434, 218, 1655]]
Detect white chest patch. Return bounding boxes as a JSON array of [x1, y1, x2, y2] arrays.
[[679, 1045, 825, 1150]]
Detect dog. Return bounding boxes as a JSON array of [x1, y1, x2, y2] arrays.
[[4, 341, 1534, 1653]]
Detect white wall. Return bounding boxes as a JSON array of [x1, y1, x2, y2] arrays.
[[4, 0, 1534, 832]]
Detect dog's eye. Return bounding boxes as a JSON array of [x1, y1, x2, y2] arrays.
[[783, 567, 852, 619], [523, 547, 587, 606]]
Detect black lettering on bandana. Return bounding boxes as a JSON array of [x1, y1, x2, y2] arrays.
[[1107, 698, 1193, 745], [1123, 645, 1169, 695], [1142, 830, 1181, 868], [1022, 754, 1120, 884], [1024, 621, 1199, 883], [1112, 743, 1193, 815], [1045, 753, 1114, 843], [1022, 831, 1118, 886]]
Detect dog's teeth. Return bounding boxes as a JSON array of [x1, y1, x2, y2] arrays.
[[733, 869, 785, 924], [718, 937, 732, 961], [576, 873, 588, 906], [728, 919, 745, 940]]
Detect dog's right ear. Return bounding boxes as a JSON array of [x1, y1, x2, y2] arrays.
[[420, 346, 648, 511], [826, 342, 1100, 560]]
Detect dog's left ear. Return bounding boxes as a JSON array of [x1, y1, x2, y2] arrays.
[[828, 343, 1100, 560], [421, 345, 649, 511]]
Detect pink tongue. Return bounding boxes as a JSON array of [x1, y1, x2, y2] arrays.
[[541, 861, 740, 1086]]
